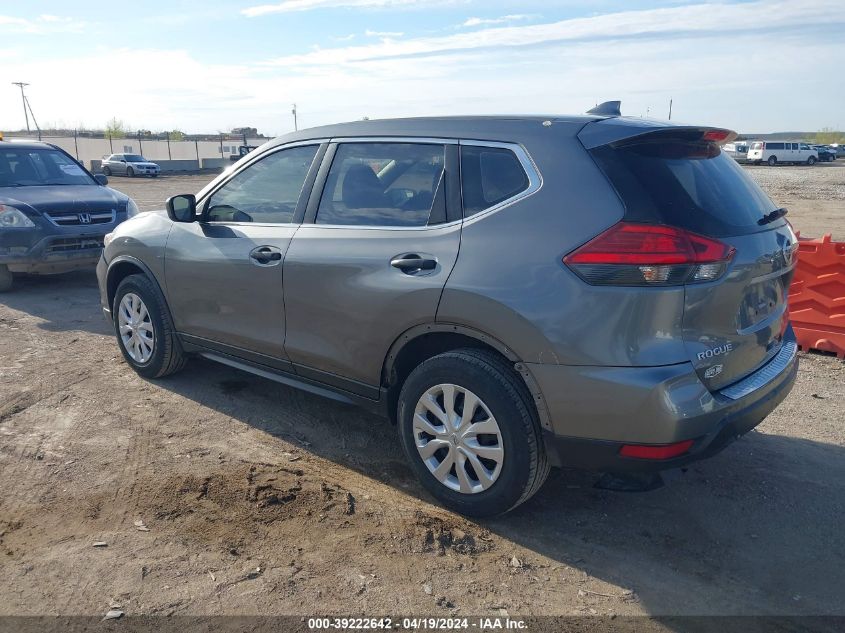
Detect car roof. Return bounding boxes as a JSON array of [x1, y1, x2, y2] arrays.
[[0, 140, 57, 150], [267, 115, 603, 148]]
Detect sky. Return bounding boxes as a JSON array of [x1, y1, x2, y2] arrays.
[[1, 0, 843, 136]]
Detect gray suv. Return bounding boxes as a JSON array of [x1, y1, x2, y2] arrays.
[[97, 108, 798, 516]]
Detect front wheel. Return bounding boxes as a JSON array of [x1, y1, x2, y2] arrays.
[[767, 156, 778, 166], [397, 349, 549, 517], [0, 265, 13, 292], [102, 166, 112, 176], [113, 274, 186, 378], [807, 156, 817, 165], [126, 167, 134, 177]]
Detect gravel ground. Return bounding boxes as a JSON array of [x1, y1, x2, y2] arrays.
[[0, 166, 843, 622], [744, 162, 845, 240]]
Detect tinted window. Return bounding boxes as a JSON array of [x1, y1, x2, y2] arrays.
[[461, 146, 529, 215], [317, 143, 444, 227], [206, 145, 318, 224], [590, 141, 778, 237], [0, 148, 94, 187], [768, 142, 784, 150]]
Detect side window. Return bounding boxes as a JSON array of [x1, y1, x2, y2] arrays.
[[316, 143, 445, 227], [205, 145, 318, 224], [460, 145, 529, 216]]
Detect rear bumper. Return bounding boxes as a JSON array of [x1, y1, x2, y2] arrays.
[[530, 329, 798, 472]]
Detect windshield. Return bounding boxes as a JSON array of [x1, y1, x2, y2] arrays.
[[0, 148, 96, 187], [125, 155, 146, 162]]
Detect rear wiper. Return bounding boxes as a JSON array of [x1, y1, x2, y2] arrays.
[[758, 207, 788, 225]]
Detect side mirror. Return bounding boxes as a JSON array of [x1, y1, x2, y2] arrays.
[[94, 174, 108, 186], [166, 194, 197, 223]]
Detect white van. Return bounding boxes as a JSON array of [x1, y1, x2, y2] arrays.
[[747, 141, 818, 166]]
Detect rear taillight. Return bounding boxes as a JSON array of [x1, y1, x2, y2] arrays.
[[564, 222, 735, 286]]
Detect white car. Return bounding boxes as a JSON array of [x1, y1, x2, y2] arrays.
[[747, 141, 818, 166]]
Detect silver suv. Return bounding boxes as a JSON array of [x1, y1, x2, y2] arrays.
[[97, 107, 798, 516]]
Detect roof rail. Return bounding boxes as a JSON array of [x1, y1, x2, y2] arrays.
[[586, 101, 622, 117]]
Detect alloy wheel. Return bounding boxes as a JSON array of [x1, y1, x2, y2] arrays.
[[413, 383, 504, 494], [118, 292, 155, 364]]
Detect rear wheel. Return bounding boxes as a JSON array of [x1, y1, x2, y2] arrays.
[[397, 348, 549, 517], [767, 156, 778, 166], [807, 155, 817, 165], [113, 274, 186, 378], [0, 265, 13, 292]]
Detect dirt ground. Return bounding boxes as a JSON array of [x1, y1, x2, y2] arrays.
[[1, 166, 844, 621]]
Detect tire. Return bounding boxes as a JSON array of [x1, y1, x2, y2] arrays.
[[112, 274, 186, 378], [126, 167, 134, 177], [0, 265, 13, 293], [102, 166, 111, 176], [151, 173, 158, 178], [767, 156, 778, 166], [396, 348, 549, 517], [807, 156, 817, 166]]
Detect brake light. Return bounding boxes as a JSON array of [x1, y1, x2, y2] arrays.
[[620, 439, 694, 460], [564, 222, 735, 286], [702, 129, 731, 143]]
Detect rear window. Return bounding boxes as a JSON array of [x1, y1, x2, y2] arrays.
[[590, 141, 779, 237], [461, 146, 529, 216]]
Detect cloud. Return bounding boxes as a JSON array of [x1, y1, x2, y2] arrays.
[[365, 29, 404, 38], [0, 13, 87, 34], [260, 0, 844, 67], [1, 1, 843, 135], [462, 14, 534, 28], [242, 0, 446, 17]]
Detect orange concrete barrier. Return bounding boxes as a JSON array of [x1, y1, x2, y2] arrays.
[[788, 234, 845, 358]]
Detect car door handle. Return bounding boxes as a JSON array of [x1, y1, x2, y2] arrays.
[[250, 246, 282, 266], [390, 254, 437, 273]]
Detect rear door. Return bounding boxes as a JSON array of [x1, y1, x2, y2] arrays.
[[282, 139, 461, 395], [586, 131, 798, 391]]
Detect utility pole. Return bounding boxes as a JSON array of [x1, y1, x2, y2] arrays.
[[291, 103, 298, 131], [668, 98, 673, 121], [12, 82, 30, 132], [25, 95, 41, 139]]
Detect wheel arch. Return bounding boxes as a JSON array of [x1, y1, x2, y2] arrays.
[[106, 256, 170, 320], [381, 323, 553, 431]]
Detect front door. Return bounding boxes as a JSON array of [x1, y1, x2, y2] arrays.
[[164, 144, 321, 359], [283, 140, 461, 395]]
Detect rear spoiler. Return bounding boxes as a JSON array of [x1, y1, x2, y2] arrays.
[[579, 118, 737, 150]]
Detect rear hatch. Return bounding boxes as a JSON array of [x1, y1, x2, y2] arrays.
[[580, 124, 797, 391]]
